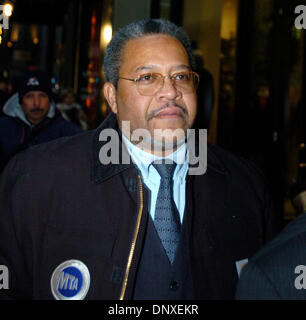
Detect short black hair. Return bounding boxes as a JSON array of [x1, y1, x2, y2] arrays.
[[104, 19, 196, 87]]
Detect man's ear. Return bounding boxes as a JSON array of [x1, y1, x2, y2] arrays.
[[103, 82, 118, 114]]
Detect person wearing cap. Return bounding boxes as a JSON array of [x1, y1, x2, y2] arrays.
[[0, 20, 280, 300], [0, 70, 82, 172]]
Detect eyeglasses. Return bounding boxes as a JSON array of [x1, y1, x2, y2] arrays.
[[118, 71, 200, 96]]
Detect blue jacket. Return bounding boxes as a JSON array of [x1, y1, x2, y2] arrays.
[[0, 93, 82, 171]]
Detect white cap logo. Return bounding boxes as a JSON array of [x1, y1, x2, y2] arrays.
[[26, 77, 40, 86]]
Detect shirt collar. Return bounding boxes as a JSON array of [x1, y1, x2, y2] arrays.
[[122, 133, 188, 181]]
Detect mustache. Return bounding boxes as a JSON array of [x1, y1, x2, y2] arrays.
[[147, 102, 188, 121], [30, 108, 44, 113]]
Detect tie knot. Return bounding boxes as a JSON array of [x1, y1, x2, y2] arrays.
[[152, 162, 176, 180]]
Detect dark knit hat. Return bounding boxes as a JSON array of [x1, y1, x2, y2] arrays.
[[18, 70, 52, 103]]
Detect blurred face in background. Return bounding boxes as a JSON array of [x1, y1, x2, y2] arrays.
[[21, 91, 50, 125], [63, 92, 75, 105]]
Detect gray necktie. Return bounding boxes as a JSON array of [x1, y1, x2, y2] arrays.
[[152, 162, 181, 264]]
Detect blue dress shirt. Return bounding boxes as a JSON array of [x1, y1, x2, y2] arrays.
[[122, 134, 188, 223]]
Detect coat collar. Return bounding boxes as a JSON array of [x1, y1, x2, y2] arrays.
[[91, 112, 134, 184], [91, 112, 228, 184]]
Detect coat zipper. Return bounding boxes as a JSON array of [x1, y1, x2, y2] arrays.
[[119, 174, 143, 300]]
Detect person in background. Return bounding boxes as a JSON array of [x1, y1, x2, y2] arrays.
[[56, 88, 88, 131], [236, 178, 306, 300], [0, 70, 82, 172]]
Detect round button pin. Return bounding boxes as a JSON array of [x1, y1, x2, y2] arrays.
[[50, 259, 90, 300]]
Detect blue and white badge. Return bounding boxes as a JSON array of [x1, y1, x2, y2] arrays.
[[50, 260, 90, 300]]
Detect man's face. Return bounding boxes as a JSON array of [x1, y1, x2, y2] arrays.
[[104, 34, 197, 154], [21, 91, 50, 125], [63, 92, 75, 105]]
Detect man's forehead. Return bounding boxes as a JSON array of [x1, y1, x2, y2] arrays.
[[123, 34, 186, 52], [120, 34, 190, 72]]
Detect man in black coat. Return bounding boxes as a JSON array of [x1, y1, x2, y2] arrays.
[[0, 19, 280, 300]]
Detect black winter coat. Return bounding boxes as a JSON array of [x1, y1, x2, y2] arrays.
[[0, 112, 280, 300]]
